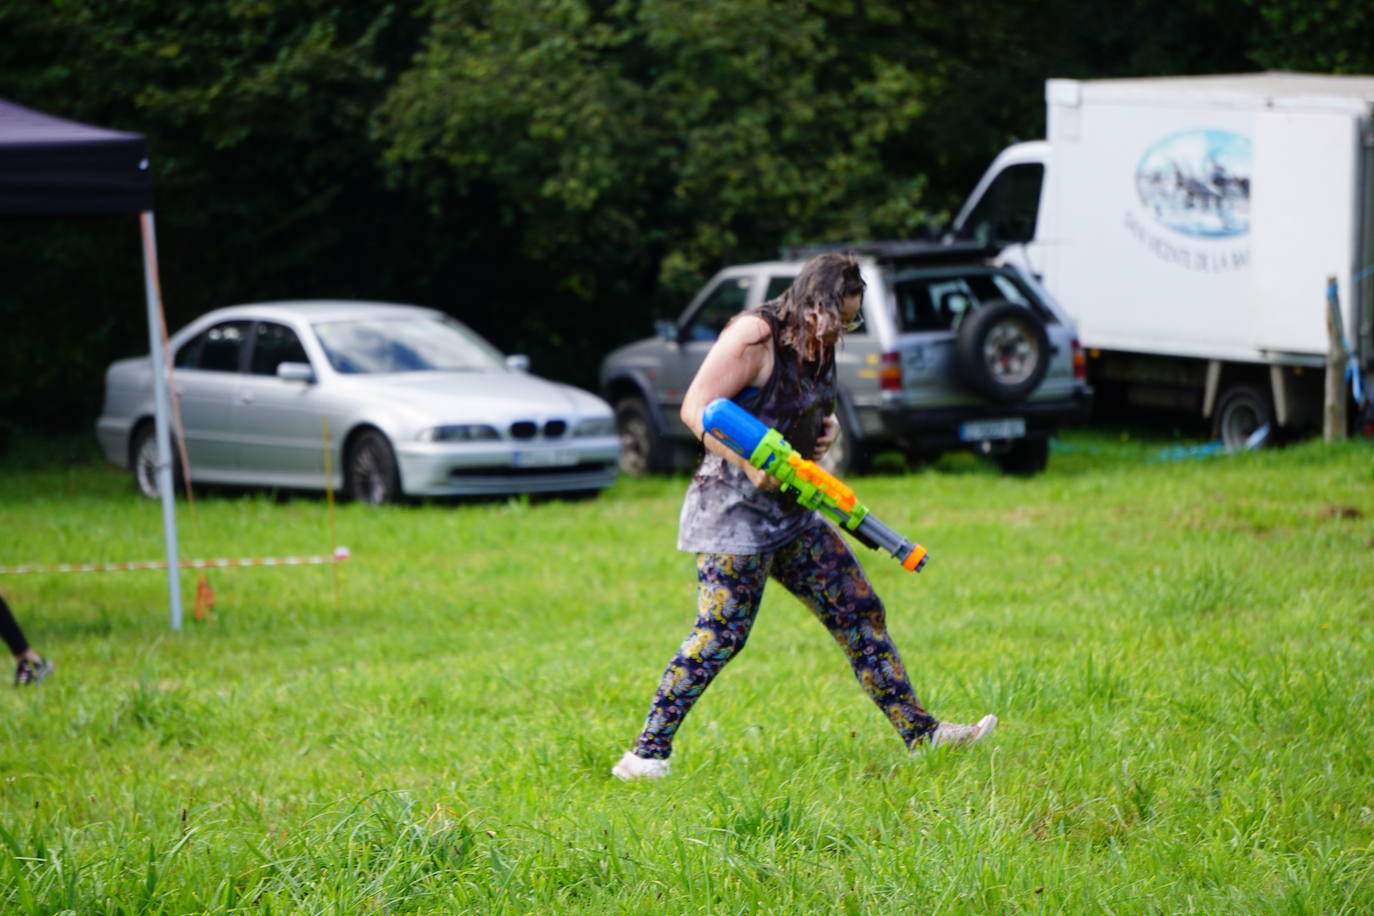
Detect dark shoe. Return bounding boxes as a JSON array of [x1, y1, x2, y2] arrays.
[[14, 658, 53, 686]]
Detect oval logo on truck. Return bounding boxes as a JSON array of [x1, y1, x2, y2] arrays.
[[1135, 130, 1251, 238]]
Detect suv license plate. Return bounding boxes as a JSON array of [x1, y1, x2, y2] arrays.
[[514, 449, 579, 468], [960, 418, 1026, 441]]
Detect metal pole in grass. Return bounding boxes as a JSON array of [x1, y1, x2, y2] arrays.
[[322, 415, 340, 608], [1325, 276, 1348, 442], [141, 210, 183, 630]]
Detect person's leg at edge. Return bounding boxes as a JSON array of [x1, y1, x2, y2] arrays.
[[771, 524, 995, 749], [614, 552, 770, 779], [1, 593, 51, 686]]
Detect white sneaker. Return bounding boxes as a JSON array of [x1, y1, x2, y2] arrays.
[[611, 750, 671, 781], [926, 714, 998, 749]]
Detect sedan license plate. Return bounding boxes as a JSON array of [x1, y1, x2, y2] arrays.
[[959, 418, 1026, 442], [514, 449, 579, 468]]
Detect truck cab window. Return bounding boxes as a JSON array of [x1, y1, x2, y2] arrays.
[[764, 275, 796, 300], [684, 277, 751, 341], [961, 163, 1043, 245]]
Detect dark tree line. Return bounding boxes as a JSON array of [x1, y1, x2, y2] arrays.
[[1, 0, 1369, 439]]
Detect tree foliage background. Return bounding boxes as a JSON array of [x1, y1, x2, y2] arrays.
[[1, 0, 1369, 439]]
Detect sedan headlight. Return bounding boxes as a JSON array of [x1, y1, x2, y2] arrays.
[[574, 418, 616, 437], [417, 424, 501, 442]]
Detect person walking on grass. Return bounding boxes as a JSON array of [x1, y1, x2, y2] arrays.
[[612, 252, 996, 781], [2, 592, 54, 686]]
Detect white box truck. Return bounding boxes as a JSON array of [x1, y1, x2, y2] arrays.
[[950, 72, 1373, 446]]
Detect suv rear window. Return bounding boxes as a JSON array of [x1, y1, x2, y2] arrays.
[[889, 268, 1052, 333]]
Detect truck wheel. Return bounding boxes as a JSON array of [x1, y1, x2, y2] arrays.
[[1213, 383, 1273, 450], [346, 429, 401, 504], [615, 397, 667, 475], [994, 435, 1050, 475], [954, 300, 1051, 402], [130, 421, 183, 500]]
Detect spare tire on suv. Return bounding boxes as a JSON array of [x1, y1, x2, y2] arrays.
[[953, 300, 1051, 402]]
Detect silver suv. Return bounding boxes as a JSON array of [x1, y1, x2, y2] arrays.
[[599, 242, 1092, 475]]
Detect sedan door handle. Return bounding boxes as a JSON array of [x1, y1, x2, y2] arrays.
[[239, 391, 255, 404]]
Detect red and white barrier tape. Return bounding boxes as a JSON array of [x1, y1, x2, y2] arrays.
[[0, 546, 350, 576]]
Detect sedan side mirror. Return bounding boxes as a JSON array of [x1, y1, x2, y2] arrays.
[[654, 320, 678, 342], [506, 354, 530, 372], [277, 362, 316, 383]]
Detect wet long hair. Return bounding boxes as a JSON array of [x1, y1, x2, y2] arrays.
[[757, 251, 865, 367]]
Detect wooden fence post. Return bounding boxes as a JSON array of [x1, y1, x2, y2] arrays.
[[1324, 276, 1347, 442]]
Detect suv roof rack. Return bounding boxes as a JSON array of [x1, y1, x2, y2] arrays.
[[779, 239, 997, 265]]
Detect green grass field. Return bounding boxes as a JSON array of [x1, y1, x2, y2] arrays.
[[2, 429, 1371, 913]]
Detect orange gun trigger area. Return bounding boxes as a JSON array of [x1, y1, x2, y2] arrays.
[[902, 545, 929, 572], [785, 454, 858, 512]]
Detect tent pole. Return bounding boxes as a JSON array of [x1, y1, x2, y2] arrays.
[[139, 210, 182, 631]]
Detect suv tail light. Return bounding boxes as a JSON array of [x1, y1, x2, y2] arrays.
[[879, 352, 902, 391], [1071, 337, 1086, 381]]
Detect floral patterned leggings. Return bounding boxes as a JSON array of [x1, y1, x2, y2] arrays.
[[631, 522, 937, 760]]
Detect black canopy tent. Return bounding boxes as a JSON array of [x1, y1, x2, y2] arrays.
[[0, 97, 185, 629], [0, 97, 152, 213]]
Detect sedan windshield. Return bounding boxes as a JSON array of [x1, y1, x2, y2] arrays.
[[312, 316, 507, 374]]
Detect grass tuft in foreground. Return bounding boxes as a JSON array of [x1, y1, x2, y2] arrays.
[[2, 429, 1371, 913]]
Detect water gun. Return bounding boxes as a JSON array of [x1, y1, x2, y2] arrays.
[[702, 398, 929, 572]]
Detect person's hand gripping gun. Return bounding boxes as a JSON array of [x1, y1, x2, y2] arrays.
[[702, 398, 929, 573]]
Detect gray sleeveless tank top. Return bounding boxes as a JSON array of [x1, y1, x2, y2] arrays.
[[676, 310, 839, 555]]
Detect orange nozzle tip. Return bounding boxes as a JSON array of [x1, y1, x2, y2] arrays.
[[902, 546, 928, 572]]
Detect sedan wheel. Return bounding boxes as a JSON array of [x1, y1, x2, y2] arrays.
[[130, 422, 181, 499], [346, 430, 401, 504]]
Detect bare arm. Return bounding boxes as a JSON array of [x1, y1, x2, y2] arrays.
[[680, 315, 777, 488]]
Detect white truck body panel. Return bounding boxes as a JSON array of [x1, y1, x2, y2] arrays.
[[1248, 108, 1361, 356], [961, 73, 1374, 371]]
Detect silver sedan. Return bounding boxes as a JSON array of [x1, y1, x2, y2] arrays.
[[96, 301, 621, 503]]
